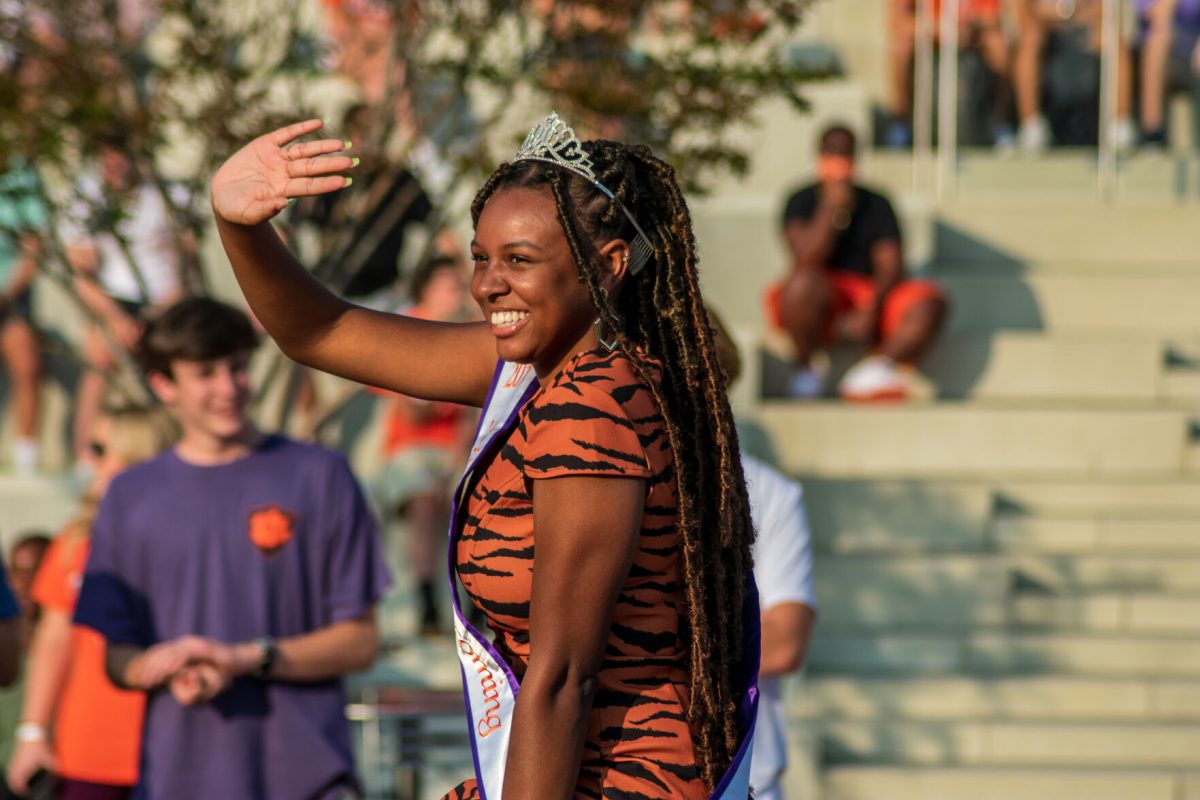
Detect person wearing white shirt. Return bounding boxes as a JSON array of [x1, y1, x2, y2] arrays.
[[708, 305, 818, 800], [65, 136, 185, 467]]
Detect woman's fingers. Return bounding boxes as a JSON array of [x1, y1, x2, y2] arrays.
[[284, 175, 353, 197], [286, 152, 356, 179], [283, 137, 349, 161], [267, 118, 326, 147]]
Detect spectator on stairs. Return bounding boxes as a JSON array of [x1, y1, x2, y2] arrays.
[[885, 0, 1014, 149], [1137, 0, 1200, 149], [766, 125, 949, 402], [1013, 0, 1137, 152]]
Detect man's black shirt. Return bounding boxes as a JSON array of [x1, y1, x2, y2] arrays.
[[782, 184, 901, 276]]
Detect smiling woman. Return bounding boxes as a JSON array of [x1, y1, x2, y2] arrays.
[[211, 113, 759, 800]]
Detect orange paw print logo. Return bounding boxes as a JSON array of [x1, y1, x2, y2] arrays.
[[248, 506, 295, 554]]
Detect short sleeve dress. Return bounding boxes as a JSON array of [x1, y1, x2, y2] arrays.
[[443, 347, 707, 800]]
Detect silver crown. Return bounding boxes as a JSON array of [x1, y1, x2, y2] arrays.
[[512, 112, 654, 276], [513, 111, 600, 186]]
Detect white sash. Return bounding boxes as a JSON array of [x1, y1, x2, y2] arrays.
[[448, 360, 758, 799]]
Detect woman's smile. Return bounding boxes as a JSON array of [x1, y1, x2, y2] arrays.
[[489, 309, 531, 337]]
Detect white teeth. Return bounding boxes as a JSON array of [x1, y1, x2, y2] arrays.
[[490, 311, 529, 326]]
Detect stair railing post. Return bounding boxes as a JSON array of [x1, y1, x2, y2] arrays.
[[913, 0, 936, 199], [1098, 0, 1120, 202], [937, 0, 960, 201]]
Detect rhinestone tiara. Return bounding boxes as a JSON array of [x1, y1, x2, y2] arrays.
[[511, 112, 654, 275], [514, 111, 600, 186]]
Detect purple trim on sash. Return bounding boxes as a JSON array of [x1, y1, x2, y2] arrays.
[[710, 570, 762, 799], [448, 362, 539, 797], [458, 665, 489, 799]]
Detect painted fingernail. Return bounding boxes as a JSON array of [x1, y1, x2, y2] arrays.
[[351, 157, 361, 167], [344, 177, 353, 187], [287, 198, 296, 205], [321, 115, 330, 125], [343, 139, 352, 149]]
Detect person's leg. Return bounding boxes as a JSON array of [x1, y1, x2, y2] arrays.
[[1014, 0, 1051, 147], [74, 326, 115, 466], [1140, 2, 1174, 141], [975, 21, 1015, 143], [775, 269, 833, 369], [887, 0, 918, 145], [1, 318, 40, 471], [410, 486, 445, 633], [878, 282, 950, 363]]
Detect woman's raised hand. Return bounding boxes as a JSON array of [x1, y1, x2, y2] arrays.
[[211, 119, 355, 226]]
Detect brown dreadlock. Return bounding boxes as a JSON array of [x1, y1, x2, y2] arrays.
[[470, 141, 756, 790]]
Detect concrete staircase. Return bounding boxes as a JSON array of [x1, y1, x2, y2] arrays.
[[712, 150, 1200, 798]]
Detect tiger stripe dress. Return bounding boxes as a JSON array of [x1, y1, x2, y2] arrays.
[[442, 347, 706, 800]]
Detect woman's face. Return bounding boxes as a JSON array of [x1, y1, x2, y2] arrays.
[[470, 186, 600, 378]]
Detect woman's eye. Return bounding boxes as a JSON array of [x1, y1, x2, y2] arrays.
[[470, 252, 487, 263]]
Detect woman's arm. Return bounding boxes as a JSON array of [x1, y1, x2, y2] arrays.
[[6, 608, 72, 793], [211, 119, 497, 406], [501, 475, 646, 800]]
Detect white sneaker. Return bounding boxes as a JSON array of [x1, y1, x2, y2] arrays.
[[1017, 116, 1051, 153], [839, 355, 909, 402], [1110, 117, 1138, 155], [786, 366, 824, 399], [12, 438, 38, 476]]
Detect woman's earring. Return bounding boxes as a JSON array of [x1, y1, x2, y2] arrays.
[[595, 287, 618, 351]]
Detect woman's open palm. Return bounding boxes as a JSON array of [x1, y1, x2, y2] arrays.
[[211, 119, 355, 225]]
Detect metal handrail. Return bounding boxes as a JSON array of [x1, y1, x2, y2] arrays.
[[1098, 0, 1120, 199], [912, 0, 1123, 204]]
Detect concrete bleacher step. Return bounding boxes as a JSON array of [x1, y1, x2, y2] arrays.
[[938, 273, 1200, 335], [814, 555, 1200, 628], [821, 765, 1200, 800], [1010, 592, 1200, 635], [807, 631, 1200, 677], [991, 515, 1200, 555], [801, 479, 1200, 554], [813, 719, 1200, 769], [0, 475, 81, 546], [993, 479, 1200, 516], [931, 204, 1200, 265], [814, 556, 1006, 628], [1008, 554, 1200, 593], [864, 150, 1200, 207], [923, 333, 1167, 402], [765, 332, 1194, 403], [797, 676, 1200, 722], [756, 405, 1190, 478]]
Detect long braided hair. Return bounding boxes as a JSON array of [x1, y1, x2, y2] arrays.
[[470, 141, 756, 788]]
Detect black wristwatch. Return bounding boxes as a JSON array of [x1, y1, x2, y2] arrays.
[[250, 636, 278, 679]]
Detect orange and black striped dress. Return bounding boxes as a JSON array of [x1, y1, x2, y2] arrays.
[[443, 347, 706, 800]]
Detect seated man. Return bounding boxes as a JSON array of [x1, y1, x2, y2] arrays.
[[767, 125, 948, 401]]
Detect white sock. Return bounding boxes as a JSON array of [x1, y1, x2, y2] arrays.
[[12, 438, 38, 476]]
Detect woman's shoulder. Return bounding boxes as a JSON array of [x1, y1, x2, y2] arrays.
[[544, 348, 660, 409]]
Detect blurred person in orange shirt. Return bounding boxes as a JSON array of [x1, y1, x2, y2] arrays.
[[372, 255, 476, 634], [6, 405, 174, 800]]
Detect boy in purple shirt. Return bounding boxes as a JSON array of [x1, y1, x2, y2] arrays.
[[75, 297, 392, 800]]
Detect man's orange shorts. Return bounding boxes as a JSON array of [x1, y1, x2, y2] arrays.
[[764, 270, 945, 344]]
